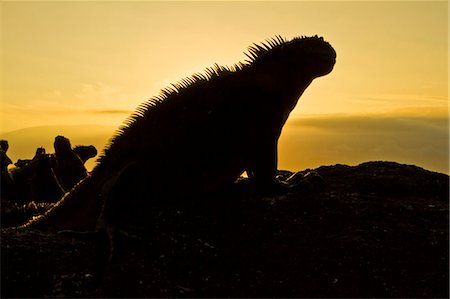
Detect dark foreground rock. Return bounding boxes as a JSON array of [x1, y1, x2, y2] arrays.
[[1, 161, 448, 298]]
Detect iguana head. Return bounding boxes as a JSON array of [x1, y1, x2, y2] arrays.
[[287, 35, 336, 78], [246, 35, 336, 80], [54, 135, 72, 154]]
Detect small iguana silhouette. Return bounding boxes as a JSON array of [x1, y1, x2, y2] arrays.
[[53, 136, 88, 191], [23, 36, 336, 241], [73, 145, 98, 165]]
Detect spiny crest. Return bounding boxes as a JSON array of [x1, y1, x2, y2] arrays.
[[244, 35, 325, 63], [168, 63, 244, 94], [123, 34, 325, 127], [96, 63, 237, 165], [96, 35, 326, 168], [137, 35, 325, 106], [121, 62, 246, 125], [244, 35, 287, 62]]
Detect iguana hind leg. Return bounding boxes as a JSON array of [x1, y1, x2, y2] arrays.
[[96, 162, 143, 261]]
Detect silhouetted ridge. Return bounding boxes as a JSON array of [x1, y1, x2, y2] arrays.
[[1, 161, 448, 298]]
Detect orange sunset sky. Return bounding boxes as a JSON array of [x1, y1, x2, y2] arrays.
[[1, 1, 448, 174]]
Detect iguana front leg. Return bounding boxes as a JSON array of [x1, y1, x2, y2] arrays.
[[247, 135, 278, 188], [246, 113, 290, 194]]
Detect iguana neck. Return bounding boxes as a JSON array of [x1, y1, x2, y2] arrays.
[[252, 61, 313, 110]]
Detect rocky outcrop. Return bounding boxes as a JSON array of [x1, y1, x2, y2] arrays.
[[1, 161, 448, 298]]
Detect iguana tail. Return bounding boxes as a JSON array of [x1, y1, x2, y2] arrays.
[[20, 176, 102, 232]]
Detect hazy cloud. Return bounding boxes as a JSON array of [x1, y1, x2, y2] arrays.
[[342, 94, 448, 116], [288, 115, 448, 133], [89, 109, 132, 115], [45, 89, 63, 98], [356, 93, 448, 103], [280, 111, 449, 174], [0, 103, 128, 133], [75, 82, 138, 109]]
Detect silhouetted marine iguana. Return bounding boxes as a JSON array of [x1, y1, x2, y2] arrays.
[[23, 35, 336, 237], [73, 145, 98, 165]]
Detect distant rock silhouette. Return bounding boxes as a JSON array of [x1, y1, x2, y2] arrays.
[[0, 140, 14, 201], [14, 147, 45, 168], [0, 140, 12, 169], [22, 36, 337, 252], [1, 137, 97, 204], [5, 148, 63, 203], [29, 154, 64, 203]]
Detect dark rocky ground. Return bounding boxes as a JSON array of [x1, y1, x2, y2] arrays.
[[1, 161, 448, 298]]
